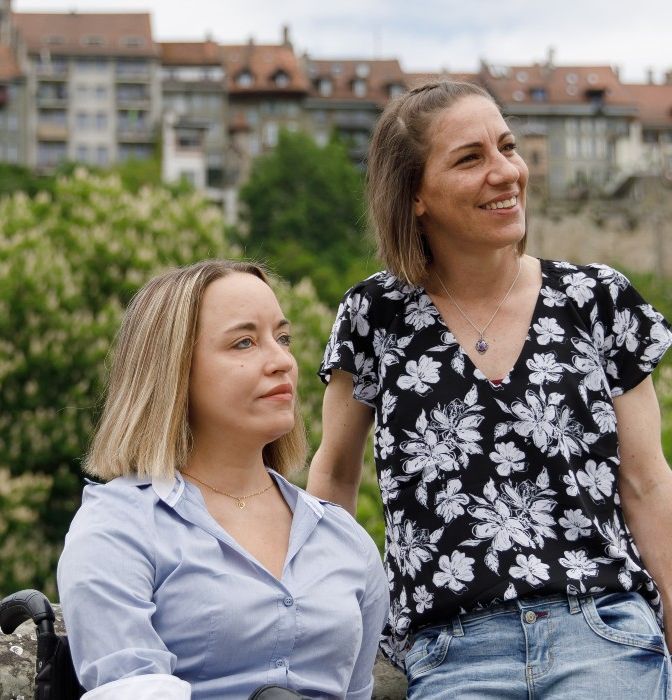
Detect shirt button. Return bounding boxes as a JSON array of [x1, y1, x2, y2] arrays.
[[283, 596, 294, 607], [524, 611, 537, 624], [275, 658, 286, 668]]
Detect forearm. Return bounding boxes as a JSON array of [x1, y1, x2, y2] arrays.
[[620, 464, 672, 615], [307, 448, 362, 515]]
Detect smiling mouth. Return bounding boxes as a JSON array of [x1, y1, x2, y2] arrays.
[[481, 195, 518, 211]]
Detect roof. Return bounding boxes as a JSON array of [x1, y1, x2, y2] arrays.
[[481, 63, 635, 108], [12, 12, 158, 57], [160, 41, 222, 66], [221, 42, 308, 94], [306, 58, 405, 105], [624, 82, 672, 128], [404, 71, 481, 89], [0, 43, 22, 80]]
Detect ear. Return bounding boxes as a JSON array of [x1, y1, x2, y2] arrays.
[[413, 194, 426, 218]]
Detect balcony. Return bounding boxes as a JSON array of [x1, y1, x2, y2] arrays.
[[115, 64, 151, 82], [36, 85, 68, 107], [35, 63, 68, 79], [117, 124, 154, 142], [37, 123, 68, 140]]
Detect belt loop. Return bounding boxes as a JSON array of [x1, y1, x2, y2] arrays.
[[567, 593, 581, 615], [451, 615, 464, 637]]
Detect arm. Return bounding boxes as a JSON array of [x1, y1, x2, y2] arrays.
[[307, 369, 375, 515], [614, 376, 672, 647], [57, 485, 190, 699], [346, 538, 390, 700]]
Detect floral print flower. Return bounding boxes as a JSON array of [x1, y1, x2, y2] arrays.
[[509, 554, 550, 586], [435, 479, 469, 524], [559, 509, 592, 541], [413, 585, 434, 613], [432, 551, 475, 592], [489, 441, 526, 477], [576, 460, 614, 502], [396, 355, 441, 395], [533, 317, 565, 345]]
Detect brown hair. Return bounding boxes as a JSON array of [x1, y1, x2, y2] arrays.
[[367, 80, 526, 285], [85, 260, 307, 480]]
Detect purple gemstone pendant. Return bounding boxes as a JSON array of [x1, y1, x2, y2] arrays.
[[475, 338, 489, 354]]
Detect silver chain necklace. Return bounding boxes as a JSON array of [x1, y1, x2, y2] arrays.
[[434, 257, 523, 355]]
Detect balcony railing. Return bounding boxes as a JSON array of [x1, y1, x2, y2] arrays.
[[35, 64, 68, 79], [117, 125, 154, 142], [37, 123, 69, 140]]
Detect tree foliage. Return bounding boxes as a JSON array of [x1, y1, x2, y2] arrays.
[[238, 130, 378, 305]]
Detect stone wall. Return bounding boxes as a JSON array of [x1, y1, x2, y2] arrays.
[[0, 605, 407, 699]]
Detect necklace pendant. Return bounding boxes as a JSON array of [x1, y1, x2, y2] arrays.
[[475, 338, 489, 354], [237, 499, 246, 509]]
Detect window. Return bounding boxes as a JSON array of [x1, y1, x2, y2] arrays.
[[76, 144, 89, 162], [513, 90, 525, 102], [6, 144, 18, 162], [529, 88, 547, 102], [96, 145, 109, 165], [388, 84, 405, 98], [81, 35, 105, 47], [96, 112, 108, 130], [95, 85, 108, 99], [274, 71, 290, 88], [37, 141, 67, 166], [318, 78, 332, 97], [353, 79, 367, 97], [263, 121, 278, 147], [236, 70, 254, 88], [355, 63, 370, 78], [76, 112, 90, 130], [516, 71, 528, 82], [120, 36, 145, 48], [566, 137, 578, 158]]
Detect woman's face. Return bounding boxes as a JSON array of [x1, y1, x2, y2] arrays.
[[188, 272, 298, 446], [414, 95, 529, 255]]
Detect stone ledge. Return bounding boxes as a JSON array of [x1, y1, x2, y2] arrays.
[[0, 605, 407, 699]]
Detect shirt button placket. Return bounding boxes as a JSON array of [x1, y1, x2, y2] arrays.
[[272, 591, 296, 681]]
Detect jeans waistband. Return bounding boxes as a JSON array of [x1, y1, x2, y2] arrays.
[[418, 592, 584, 640]]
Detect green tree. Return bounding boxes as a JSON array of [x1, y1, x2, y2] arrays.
[[238, 130, 378, 306], [0, 169, 229, 596]]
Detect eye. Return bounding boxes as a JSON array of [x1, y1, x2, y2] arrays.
[[233, 337, 254, 349], [456, 153, 479, 165], [277, 334, 292, 347], [501, 142, 517, 153]]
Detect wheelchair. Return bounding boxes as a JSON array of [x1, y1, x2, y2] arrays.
[[0, 589, 305, 700]]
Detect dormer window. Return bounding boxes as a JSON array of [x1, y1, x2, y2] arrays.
[[388, 83, 405, 98], [585, 88, 605, 105], [46, 35, 65, 46], [529, 87, 547, 102], [353, 78, 367, 97], [81, 35, 104, 47], [355, 63, 370, 79], [236, 70, 254, 88], [121, 36, 145, 48], [318, 78, 332, 97], [273, 70, 290, 88]]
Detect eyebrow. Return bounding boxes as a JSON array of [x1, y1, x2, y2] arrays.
[[222, 319, 291, 334], [449, 131, 514, 154]]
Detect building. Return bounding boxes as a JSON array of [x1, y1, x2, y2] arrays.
[[159, 39, 228, 195], [304, 57, 406, 162], [0, 40, 27, 165], [480, 53, 637, 199], [618, 76, 672, 179], [12, 10, 160, 170]]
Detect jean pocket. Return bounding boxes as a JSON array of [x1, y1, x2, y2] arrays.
[[405, 627, 453, 682], [581, 593, 666, 656]]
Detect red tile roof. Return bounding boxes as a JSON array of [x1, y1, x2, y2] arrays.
[[221, 42, 308, 94], [0, 43, 22, 80], [306, 58, 405, 105], [12, 12, 157, 57], [624, 83, 672, 127], [160, 41, 222, 66], [481, 63, 635, 107]]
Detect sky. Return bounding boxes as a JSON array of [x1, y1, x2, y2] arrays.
[[12, 0, 672, 84]]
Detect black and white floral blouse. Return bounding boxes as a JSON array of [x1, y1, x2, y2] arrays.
[[319, 259, 672, 669]]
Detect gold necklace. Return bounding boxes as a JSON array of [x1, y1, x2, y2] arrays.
[[434, 257, 522, 355], [181, 471, 275, 509]]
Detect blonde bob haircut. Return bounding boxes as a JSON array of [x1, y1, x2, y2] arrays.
[[84, 259, 308, 481], [367, 80, 527, 286]]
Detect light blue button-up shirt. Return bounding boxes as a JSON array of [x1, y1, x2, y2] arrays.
[[57, 470, 389, 699]]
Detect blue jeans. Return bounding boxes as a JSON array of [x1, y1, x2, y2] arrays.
[[405, 592, 671, 699]]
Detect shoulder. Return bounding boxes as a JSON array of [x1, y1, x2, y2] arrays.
[[345, 271, 417, 306], [542, 260, 632, 310]]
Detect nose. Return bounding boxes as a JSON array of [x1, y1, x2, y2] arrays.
[[487, 150, 520, 186], [265, 339, 295, 374]]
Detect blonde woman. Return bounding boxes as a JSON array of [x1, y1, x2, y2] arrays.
[[57, 260, 388, 700], [309, 82, 672, 697]]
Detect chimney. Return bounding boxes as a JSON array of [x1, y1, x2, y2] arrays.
[[646, 68, 654, 84], [281, 24, 291, 47], [546, 46, 555, 69], [665, 69, 672, 85], [613, 65, 620, 80]]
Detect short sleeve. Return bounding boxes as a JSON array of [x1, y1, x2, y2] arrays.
[[318, 279, 382, 406], [591, 265, 672, 396]]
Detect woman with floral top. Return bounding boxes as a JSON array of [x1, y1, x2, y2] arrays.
[[308, 81, 672, 698]]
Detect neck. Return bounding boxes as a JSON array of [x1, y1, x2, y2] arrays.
[[429, 246, 522, 300], [185, 427, 270, 493]]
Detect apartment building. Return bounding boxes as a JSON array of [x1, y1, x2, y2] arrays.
[[12, 11, 160, 170], [160, 39, 227, 193], [480, 54, 638, 199], [0, 41, 27, 164], [303, 57, 406, 162], [618, 77, 672, 178], [221, 29, 309, 183]]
